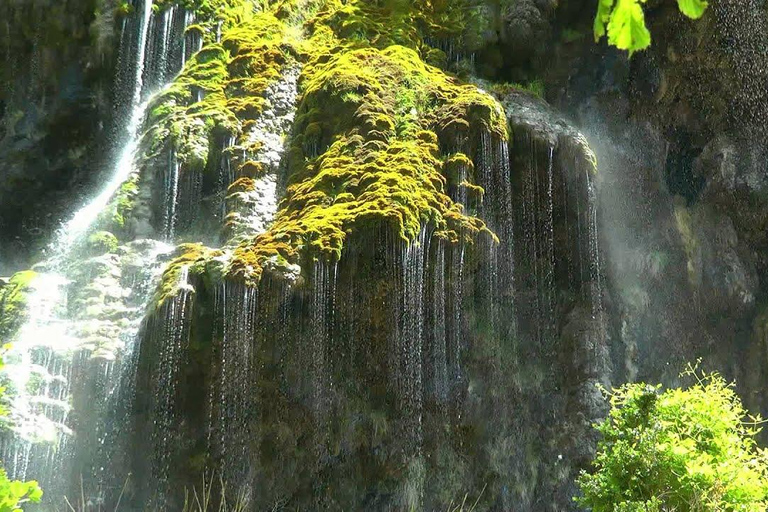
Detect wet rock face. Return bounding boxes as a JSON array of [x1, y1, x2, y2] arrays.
[[683, 205, 758, 319], [0, 0, 118, 274], [546, 0, 768, 406], [693, 137, 739, 198], [691, 137, 768, 279], [0, 0, 121, 274], [500, 0, 552, 63]]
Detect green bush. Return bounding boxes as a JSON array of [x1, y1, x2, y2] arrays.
[[577, 364, 768, 511]]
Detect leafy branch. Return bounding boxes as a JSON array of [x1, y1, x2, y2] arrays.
[[594, 0, 708, 55]]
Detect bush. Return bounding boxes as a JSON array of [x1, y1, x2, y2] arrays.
[[577, 364, 768, 511]]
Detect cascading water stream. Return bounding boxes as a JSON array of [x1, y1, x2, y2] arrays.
[[0, 0, 196, 503], [56, 0, 153, 259]]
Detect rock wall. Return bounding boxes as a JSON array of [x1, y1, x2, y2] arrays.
[[2, 0, 768, 510]]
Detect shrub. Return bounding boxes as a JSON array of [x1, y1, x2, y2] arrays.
[[577, 364, 768, 511]]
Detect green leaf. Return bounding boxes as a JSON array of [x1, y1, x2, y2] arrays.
[[594, 0, 707, 54], [606, 0, 651, 54], [594, 0, 615, 41], [677, 0, 708, 19]]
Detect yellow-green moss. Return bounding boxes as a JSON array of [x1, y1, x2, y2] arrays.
[[153, 0, 254, 42], [490, 80, 546, 100], [154, 0, 509, 300], [0, 271, 37, 341], [85, 231, 120, 255], [227, 43, 505, 283], [97, 175, 139, 233], [153, 243, 225, 306], [143, 9, 294, 175]]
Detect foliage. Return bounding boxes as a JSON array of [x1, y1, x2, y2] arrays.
[[594, 0, 708, 55], [577, 364, 768, 511], [490, 80, 545, 99], [0, 348, 43, 511], [85, 231, 119, 255], [0, 469, 41, 512], [0, 272, 36, 342]]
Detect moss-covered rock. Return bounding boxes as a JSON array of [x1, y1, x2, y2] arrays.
[[152, 0, 509, 299], [0, 271, 37, 341], [226, 41, 507, 284], [153, 243, 226, 306], [85, 231, 120, 256]]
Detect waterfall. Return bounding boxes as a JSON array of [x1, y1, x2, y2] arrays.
[[0, 0, 193, 504], [147, 266, 194, 505], [214, 281, 258, 490], [55, 0, 152, 260]]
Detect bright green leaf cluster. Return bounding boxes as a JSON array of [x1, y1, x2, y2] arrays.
[[0, 347, 43, 511], [0, 469, 42, 512], [577, 365, 768, 511], [594, 0, 708, 54]]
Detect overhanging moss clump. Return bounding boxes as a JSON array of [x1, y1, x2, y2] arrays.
[[153, 243, 225, 305], [227, 43, 506, 283], [153, 0, 509, 299]]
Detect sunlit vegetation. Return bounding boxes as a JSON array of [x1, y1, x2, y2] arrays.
[[578, 364, 768, 511]]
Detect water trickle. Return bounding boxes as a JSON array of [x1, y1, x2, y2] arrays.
[[447, 243, 465, 399], [474, 130, 516, 340], [214, 280, 258, 490], [309, 261, 337, 457], [180, 11, 196, 65], [427, 239, 448, 406], [517, 134, 557, 344], [392, 228, 430, 456], [147, 266, 194, 502], [163, 149, 182, 240]]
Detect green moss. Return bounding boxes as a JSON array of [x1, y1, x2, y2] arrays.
[[154, 0, 509, 300], [153, 243, 225, 307], [153, 0, 254, 40], [100, 175, 139, 233], [491, 79, 546, 100], [0, 271, 37, 341], [142, 9, 293, 183], [561, 28, 586, 43], [116, 1, 134, 17], [227, 43, 505, 284], [85, 231, 119, 255]]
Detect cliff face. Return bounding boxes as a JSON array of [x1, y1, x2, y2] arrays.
[[1, 0, 767, 510], [546, 0, 768, 411], [0, 0, 124, 273]]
